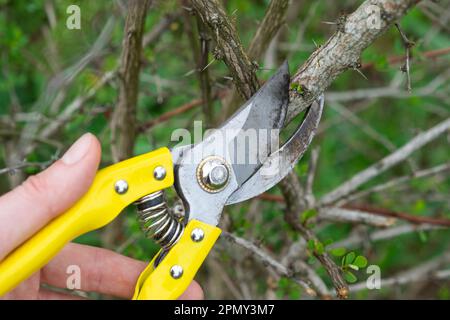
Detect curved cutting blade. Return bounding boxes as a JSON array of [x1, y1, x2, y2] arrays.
[[173, 62, 290, 226], [225, 95, 324, 205]]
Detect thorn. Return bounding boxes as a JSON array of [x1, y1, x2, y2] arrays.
[[353, 67, 368, 80], [201, 58, 216, 71]]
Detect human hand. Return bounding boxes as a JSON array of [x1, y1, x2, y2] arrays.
[[0, 133, 203, 300]]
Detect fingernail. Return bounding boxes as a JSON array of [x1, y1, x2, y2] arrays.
[[61, 133, 93, 165]]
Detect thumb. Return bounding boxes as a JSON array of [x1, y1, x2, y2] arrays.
[[0, 133, 101, 260]]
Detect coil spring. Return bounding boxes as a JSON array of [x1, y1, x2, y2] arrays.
[[134, 190, 184, 249]]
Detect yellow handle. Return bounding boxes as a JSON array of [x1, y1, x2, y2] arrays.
[[0, 147, 174, 297], [133, 219, 221, 300]]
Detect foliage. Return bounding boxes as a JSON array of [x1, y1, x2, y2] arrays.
[[0, 0, 449, 299]]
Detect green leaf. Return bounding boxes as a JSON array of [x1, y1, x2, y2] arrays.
[[418, 231, 428, 243], [330, 247, 347, 257], [315, 241, 324, 255], [348, 264, 359, 271], [344, 271, 358, 283], [353, 255, 368, 268], [301, 209, 318, 223], [307, 239, 315, 251], [344, 252, 356, 266]]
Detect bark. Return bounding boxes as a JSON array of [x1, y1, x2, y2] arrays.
[[106, 0, 150, 247], [111, 0, 150, 162], [287, 0, 421, 122], [191, 0, 259, 100]]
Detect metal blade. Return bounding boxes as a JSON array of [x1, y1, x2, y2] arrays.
[[225, 95, 324, 205], [172, 62, 290, 226], [221, 60, 290, 185]]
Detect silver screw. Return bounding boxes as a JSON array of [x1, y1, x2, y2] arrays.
[[197, 156, 230, 192], [191, 228, 205, 242], [209, 165, 228, 186], [170, 265, 183, 279], [114, 180, 128, 194], [153, 166, 166, 180]]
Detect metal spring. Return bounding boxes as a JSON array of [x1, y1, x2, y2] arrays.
[[134, 190, 184, 249]]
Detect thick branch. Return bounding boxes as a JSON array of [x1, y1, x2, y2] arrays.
[[287, 0, 421, 122], [191, 0, 258, 100], [111, 0, 150, 161]]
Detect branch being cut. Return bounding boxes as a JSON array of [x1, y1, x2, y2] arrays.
[[287, 0, 422, 123]]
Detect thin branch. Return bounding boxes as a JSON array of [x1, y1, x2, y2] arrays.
[[247, 0, 289, 61], [305, 147, 320, 202], [330, 224, 443, 249], [343, 204, 450, 227], [138, 89, 227, 132], [340, 162, 450, 204], [395, 22, 415, 92], [361, 46, 450, 70], [279, 172, 349, 299], [221, 231, 317, 297], [320, 207, 396, 227], [347, 251, 450, 293], [0, 159, 54, 176], [143, 11, 179, 47], [258, 194, 397, 227], [319, 118, 450, 206]]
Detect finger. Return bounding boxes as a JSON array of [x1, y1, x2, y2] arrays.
[[0, 272, 40, 300], [38, 288, 85, 300], [179, 280, 204, 300], [41, 242, 203, 299], [0, 133, 101, 260]]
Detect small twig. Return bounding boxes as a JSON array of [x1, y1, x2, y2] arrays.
[[221, 231, 317, 297], [305, 147, 320, 205], [361, 46, 450, 70], [347, 251, 450, 293], [395, 23, 415, 92], [329, 224, 443, 249], [342, 204, 450, 227], [0, 159, 55, 176], [338, 163, 450, 204], [138, 89, 227, 132], [319, 118, 450, 206], [279, 173, 349, 299]]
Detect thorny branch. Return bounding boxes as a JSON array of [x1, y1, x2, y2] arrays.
[[287, 0, 422, 123], [191, 0, 259, 101], [192, 0, 439, 299], [395, 22, 415, 92], [279, 172, 349, 299], [222, 231, 319, 297], [111, 0, 150, 162]]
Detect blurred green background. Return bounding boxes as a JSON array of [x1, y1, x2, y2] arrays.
[[0, 0, 449, 299]]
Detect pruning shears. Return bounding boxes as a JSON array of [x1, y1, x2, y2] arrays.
[[0, 62, 324, 299]]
